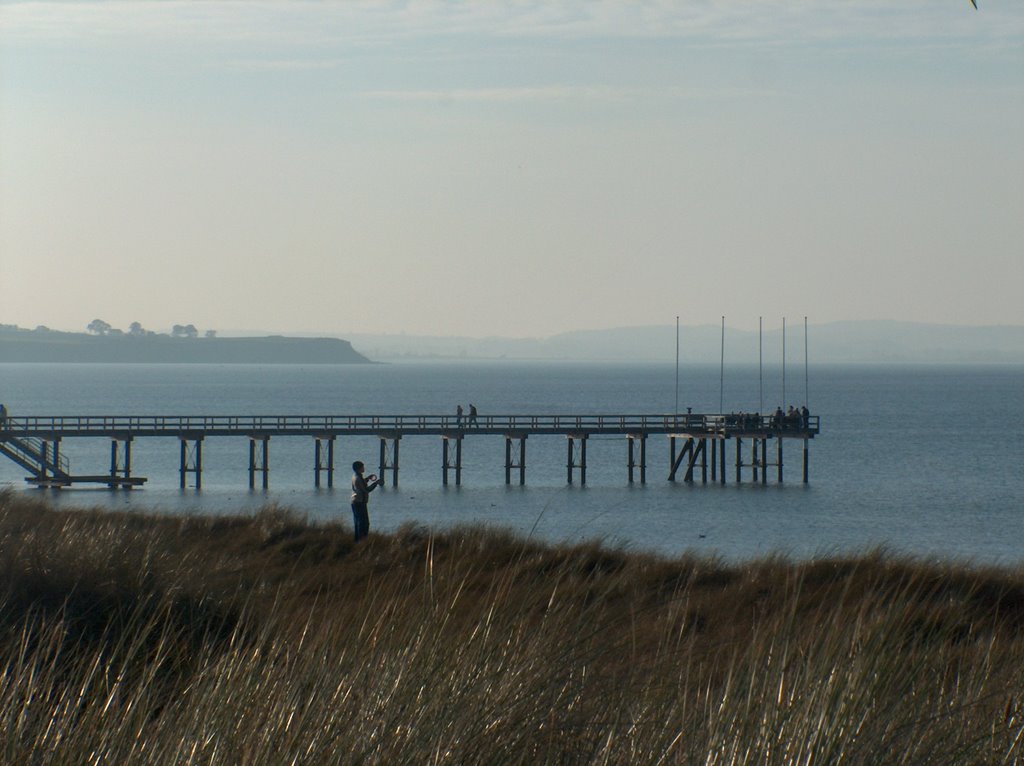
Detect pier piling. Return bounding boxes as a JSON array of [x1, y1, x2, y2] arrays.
[[248, 436, 269, 490], [179, 436, 203, 490], [777, 438, 784, 483], [567, 435, 587, 485], [803, 438, 809, 484], [627, 433, 647, 483], [108, 437, 133, 489], [761, 439, 768, 485], [735, 437, 742, 483], [442, 434, 463, 486], [378, 436, 400, 487], [505, 434, 527, 485], [313, 436, 335, 488]]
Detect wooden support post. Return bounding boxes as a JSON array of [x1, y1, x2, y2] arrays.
[[504, 434, 527, 485], [719, 437, 726, 485], [249, 436, 269, 489], [108, 437, 133, 489], [701, 438, 707, 483], [35, 437, 67, 486], [669, 436, 677, 482], [442, 435, 463, 486], [627, 434, 647, 484], [777, 437, 784, 483], [328, 438, 335, 487], [39, 440, 49, 481], [443, 438, 449, 486], [392, 438, 400, 487], [735, 437, 742, 483], [711, 438, 717, 482], [566, 435, 587, 485], [456, 437, 462, 486], [803, 438, 809, 484], [179, 436, 203, 490], [505, 438, 512, 485], [761, 438, 768, 486], [684, 439, 704, 483], [378, 436, 400, 487], [752, 439, 759, 483], [669, 437, 694, 481], [314, 436, 335, 488]]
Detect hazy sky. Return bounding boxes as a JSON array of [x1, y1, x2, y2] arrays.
[[2, 1, 1022, 338]]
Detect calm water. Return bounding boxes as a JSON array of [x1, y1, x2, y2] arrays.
[[1, 362, 1022, 563]]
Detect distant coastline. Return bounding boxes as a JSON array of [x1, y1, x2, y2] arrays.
[[5, 319, 1024, 365], [0, 326, 371, 364], [348, 320, 1024, 364]]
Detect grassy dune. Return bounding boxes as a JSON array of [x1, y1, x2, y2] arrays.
[[1, 489, 1022, 765]]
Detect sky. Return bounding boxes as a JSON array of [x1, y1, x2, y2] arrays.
[[1, 1, 1022, 338]]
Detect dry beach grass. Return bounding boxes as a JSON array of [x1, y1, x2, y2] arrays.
[[1, 488, 1022, 764]]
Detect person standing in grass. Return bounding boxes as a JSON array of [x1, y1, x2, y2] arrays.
[[350, 460, 381, 543]]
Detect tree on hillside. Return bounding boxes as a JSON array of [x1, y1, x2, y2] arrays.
[[128, 321, 145, 336], [87, 319, 111, 335], [171, 324, 199, 339]]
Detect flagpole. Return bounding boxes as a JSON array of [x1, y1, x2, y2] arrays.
[[759, 316, 763, 414], [782, 317, 787, 407], [804, 316, 809, 408], [719, 316, 725, 413], [674, 316, 680, 422]]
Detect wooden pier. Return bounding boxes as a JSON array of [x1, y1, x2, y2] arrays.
[[0, 413, 819, 489]]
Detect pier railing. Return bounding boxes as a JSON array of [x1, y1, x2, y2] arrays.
[[1, 413, 819, 438]]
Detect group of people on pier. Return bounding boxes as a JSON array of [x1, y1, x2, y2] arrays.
[[454, 404, 478, 427], [722, 406, 810, 431], [774, 405, 810, 430]]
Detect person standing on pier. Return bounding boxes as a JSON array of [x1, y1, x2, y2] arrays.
[[350, 461, 382, 543], [456, 404, 464, 428], [468, 403, 478, 427], [0, 403, 7, 428]]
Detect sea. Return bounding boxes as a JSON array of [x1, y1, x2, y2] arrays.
[[1, 362, 1022, 564]]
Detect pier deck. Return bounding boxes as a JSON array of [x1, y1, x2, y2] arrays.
[[1, 413, 819, 489]]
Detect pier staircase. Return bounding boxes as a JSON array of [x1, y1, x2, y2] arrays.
[[0, 435, 146, 488], [0, 435, 72, 486]]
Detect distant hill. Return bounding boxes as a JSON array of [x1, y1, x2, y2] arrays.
[[348, 321, 1024, 364], [8, 322, 1020, 365], [0, 327, 372, 364]]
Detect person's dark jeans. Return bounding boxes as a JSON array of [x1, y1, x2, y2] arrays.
[[351, 502, 369, 542]]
